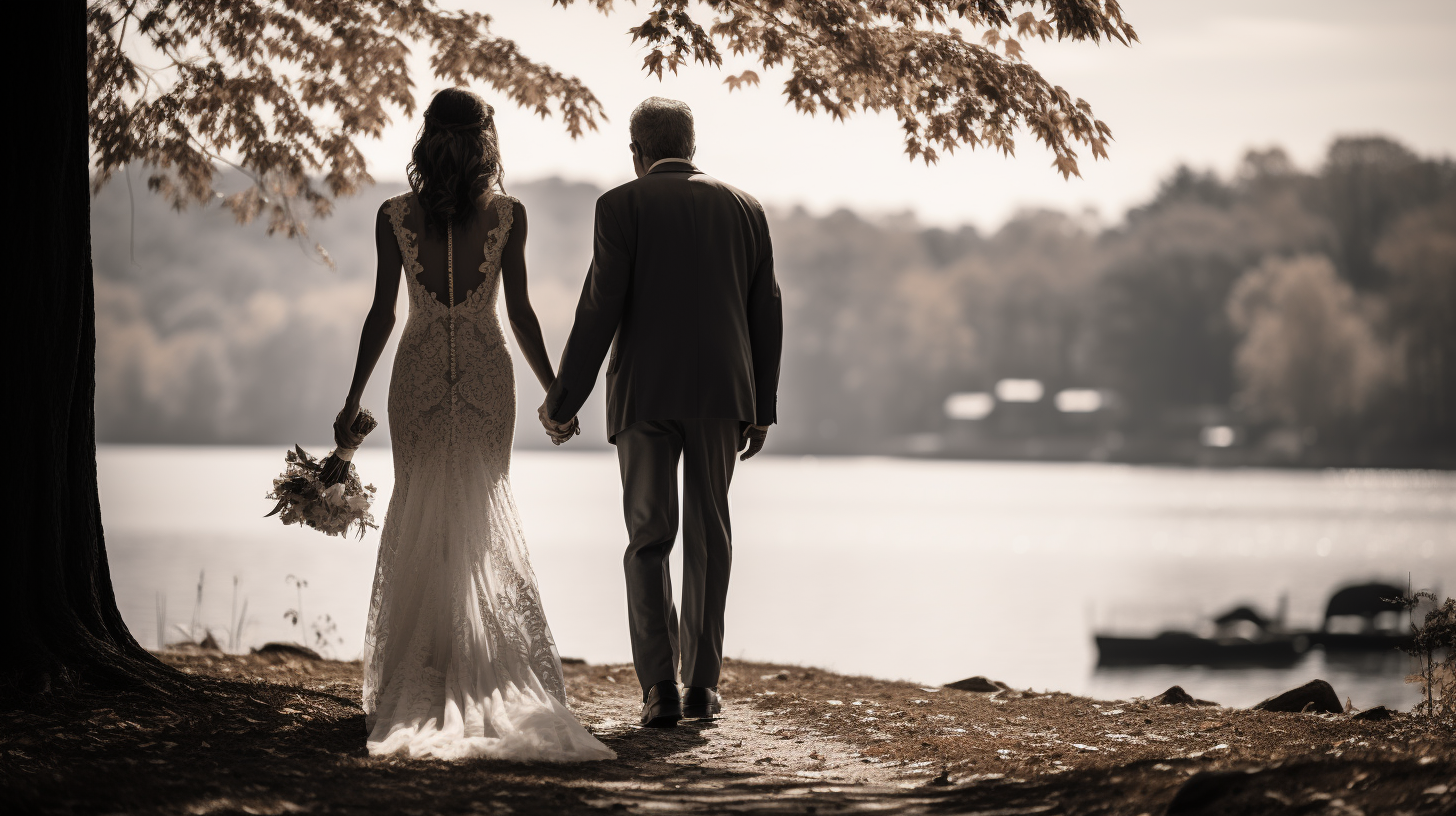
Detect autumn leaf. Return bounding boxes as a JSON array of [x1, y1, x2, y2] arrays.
[[723, 70, 760, 92]]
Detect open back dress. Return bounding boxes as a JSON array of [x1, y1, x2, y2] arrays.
[[361, 191, 614, 762]]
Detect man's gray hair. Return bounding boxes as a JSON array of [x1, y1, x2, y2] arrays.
[[630, 97, 695, 161]]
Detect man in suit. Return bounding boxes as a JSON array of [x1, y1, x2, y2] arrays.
[[539, 97, 782, 728]]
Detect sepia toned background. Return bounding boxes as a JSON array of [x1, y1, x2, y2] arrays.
[[93, 1, 1456, 709]]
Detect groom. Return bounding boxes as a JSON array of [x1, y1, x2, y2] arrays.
[[540, 97, 782, 728]]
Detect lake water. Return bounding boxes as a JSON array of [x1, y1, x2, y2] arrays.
[[99, 445, 1455, 710]]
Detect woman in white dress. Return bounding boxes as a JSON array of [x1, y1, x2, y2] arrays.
[[333, 88, 613, 762]]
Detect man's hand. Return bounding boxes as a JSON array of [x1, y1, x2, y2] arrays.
[[740, 424, 769, 461], [537, 401, 581, 446]]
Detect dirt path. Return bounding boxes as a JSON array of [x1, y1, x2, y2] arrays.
[[3, 652, 1453, 815], [561, 662, 924, 813]]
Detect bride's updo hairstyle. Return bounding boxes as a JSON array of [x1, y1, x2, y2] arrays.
[[407, 87, 503, 235]]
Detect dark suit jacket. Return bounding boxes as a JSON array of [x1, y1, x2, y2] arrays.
[[545, 162, 782, 441]]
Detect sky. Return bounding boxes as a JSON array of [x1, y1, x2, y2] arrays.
[[349, 0, 1456, 230]]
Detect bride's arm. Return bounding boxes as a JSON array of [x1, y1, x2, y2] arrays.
[[501, 201, 557, 393], [336, 203, 404, 447]]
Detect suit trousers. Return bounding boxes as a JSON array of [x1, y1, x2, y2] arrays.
[[615, 418, 738, 695]]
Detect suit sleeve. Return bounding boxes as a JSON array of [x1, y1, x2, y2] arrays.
[[746, 210, 782, 425], [546, 196, 632, 423]]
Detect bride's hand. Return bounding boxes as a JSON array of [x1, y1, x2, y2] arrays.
[[335, 403, 364, 449]]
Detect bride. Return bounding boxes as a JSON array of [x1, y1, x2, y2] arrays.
[[333, 87, 613, 762]]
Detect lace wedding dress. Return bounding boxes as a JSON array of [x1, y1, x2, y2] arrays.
[[362, 192, 614, 762]]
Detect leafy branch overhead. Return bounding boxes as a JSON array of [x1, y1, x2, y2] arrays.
[[88, 0, 1134, 252], [88, 0, 605, 256], [562, 0, 1136, 174]]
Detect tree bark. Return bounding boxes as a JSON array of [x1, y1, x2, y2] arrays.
[[2, 0, 171, 697]]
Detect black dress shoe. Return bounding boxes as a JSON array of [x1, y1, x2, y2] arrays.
[[682, 686, 722, 719], [641, 680, 682, 728]]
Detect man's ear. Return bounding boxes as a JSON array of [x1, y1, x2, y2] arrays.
[[630, 142, 648, 177]]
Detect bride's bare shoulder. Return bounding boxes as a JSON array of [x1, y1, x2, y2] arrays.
[[496, 193, 526, 222], [485, 193, 525, 233]]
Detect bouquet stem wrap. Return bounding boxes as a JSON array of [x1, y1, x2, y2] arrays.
[[265, 409, 379, 538]]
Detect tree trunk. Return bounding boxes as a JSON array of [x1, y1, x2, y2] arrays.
[[2, 0, 171, 697]]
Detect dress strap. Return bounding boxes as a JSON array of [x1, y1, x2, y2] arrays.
[[480, 194, 515, 277], [384, 195, 425, 293]]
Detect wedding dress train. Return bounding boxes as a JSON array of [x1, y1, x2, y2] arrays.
[[362, 192, 614, 762]]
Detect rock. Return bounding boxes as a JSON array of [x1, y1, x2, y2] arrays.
[[561, 657, 587, 665], [1352, 705, 1393, 721], [251, 642, 323, 661], [1165, 769, 1262, 815], [1153, 685, 1218, 706], [198, 632, 221, 651], [1252, 679, 1342, 714], [945, 676, 1011, 693]]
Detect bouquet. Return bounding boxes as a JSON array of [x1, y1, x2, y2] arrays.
[[265, 409, 379, 538]]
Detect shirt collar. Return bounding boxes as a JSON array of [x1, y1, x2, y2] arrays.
[[647, 157, 697, 173]]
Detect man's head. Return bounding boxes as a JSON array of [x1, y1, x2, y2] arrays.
[[629, 97, 695, 177]]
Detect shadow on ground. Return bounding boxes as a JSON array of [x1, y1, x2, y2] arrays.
[[2, 652, 1452, 815]]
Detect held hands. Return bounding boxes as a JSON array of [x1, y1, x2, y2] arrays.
[[740, 424, 770, 461], [537, 400, 581, 446]]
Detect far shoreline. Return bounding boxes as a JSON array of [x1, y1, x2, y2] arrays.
[[93, 441, 1456, 473]]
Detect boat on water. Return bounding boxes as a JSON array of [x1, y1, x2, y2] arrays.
[[1309, 582, 1413, 652], [1094, 582, 1417, 668], [1095, 604, 1307, 667], [1094, 631, 1306, 666]]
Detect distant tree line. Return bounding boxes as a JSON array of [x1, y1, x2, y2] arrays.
[[92, 137, 1454, 467], [772, 136, 1455, 467]]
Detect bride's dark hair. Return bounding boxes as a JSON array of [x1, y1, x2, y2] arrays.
[[407, 87, 504, 235]]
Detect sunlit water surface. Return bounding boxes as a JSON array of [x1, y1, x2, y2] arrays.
[[100, 446, 1455, 710]]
